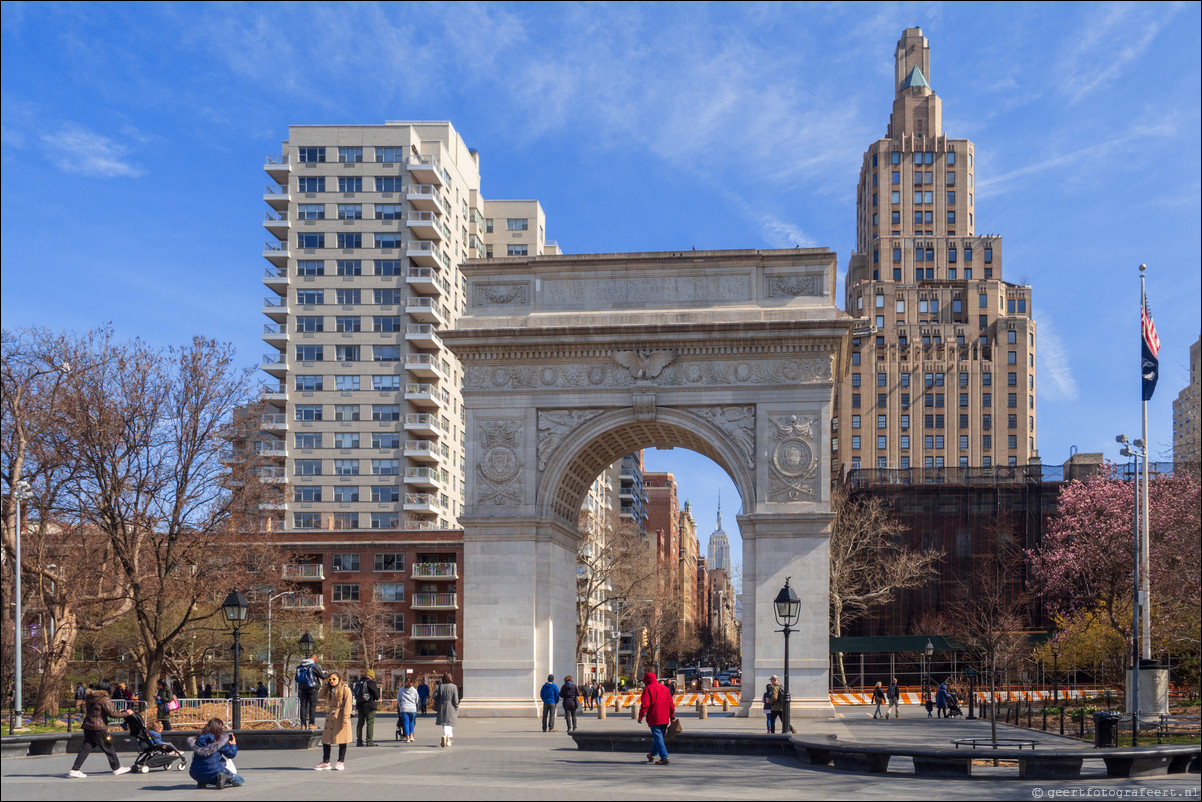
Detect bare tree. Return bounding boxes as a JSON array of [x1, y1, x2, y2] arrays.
[[57, 333, 282, 690], [575, 509, 658, 665], [828, 486, 942, 687], [336, 594, 411, 677]]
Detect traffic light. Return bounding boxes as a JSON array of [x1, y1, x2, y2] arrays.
[[640, 628, 648, 648]]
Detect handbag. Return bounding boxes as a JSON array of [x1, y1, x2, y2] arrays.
[[166, 698, 181, 712], [666, 718, 683, 741]]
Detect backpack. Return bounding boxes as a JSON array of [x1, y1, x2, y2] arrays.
[[766, 684, 780, 705], [296, 663, 319, 689], [357, 680, 374, 704]]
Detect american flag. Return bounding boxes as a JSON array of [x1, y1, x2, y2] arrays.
[[1142, 301, 1161, 357]]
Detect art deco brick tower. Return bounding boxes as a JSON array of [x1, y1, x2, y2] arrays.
[[834, 28, 1038, 474]]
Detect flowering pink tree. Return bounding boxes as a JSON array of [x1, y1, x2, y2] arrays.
[[1029, 468, 1201, 672]]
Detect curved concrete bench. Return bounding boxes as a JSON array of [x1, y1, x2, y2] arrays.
[[570, 729, 794, 757], [791, 736, 1200, 780]]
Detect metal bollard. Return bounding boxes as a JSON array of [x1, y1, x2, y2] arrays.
[[630, 703, 639, 720]]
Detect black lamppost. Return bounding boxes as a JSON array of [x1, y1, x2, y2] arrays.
[[965, 667, 978, 720], [299, 631, 316, 659], [773, 578, 801, 736], [222, 589, 249, 730]]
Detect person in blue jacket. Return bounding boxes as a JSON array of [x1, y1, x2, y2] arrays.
[[936, 680, 949, 718], [539, 674, 560, 732], [188, 718, 243, 788]]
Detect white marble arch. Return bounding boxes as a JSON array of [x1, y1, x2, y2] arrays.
[[442, 249, 851, 717]]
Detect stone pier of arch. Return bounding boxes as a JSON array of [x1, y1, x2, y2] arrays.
[[440, 249, 852, 718]]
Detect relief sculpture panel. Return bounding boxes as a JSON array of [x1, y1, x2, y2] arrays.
[[768, 413, 820, 501], [476, 420, 524, 506]]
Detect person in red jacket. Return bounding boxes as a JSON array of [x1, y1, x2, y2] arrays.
[[637, 671, 676, 765]]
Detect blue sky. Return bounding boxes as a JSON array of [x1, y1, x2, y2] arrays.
[[3, 2, 1200, 565]]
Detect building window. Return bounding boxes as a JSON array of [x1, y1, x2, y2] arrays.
[[373, 316, 401, 333], [337, 146, 363, 163], [337, 232, 362, 249], [371, 459, 400, 475], [374, 289, 402, 305], [332, 552, 361, 574], [851, 352, 861, 365], [333, 459, 359, 476], [297, 146, 326, 163], [507, 244, 529, 256], [851, 436, 861, 450], [372, 405, 400, 421], [372, 375, 401, 392], [298, 233, 325, 249], [332, 584, 360, 602], [294, 485, 321, 503], [334, 345, 359, 362], [373, 345, 401, 362], [375, 204, 403, 220], [297, 203, 325, 220], [375, 259, 402, 276], [297, 260, 324, 276], [852, 373, 862, 388], [335, 316, 360, 333], [506, 218, 529, 231], [295, 404, 323, 421], [375, 233, 402, 249], [295, 375, 323, 392], [375, 553, 405, 573], [338, 176, 363, 193], [338, 204, 362, 220], [333, 432, 359, 449], [851, 415, 861, 429], [372, 433, 400, 450], [333, 404, 360, 422], [371, 485, 400, 502], [293, 512, 320, 528], [374, 583, 405, 602], [370, 512, 400, 529], [294, 459, 322, 476], [295, 432, 322, 449], [877, 436, 887, 449]]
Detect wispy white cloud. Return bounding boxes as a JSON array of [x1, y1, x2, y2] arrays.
[[1052, 4, 1173, 104], [1036, 317, 1079, 403], [40, 124, 143, 178]]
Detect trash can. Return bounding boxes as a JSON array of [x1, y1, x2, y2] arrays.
[[1093, 711, 1120, 748]]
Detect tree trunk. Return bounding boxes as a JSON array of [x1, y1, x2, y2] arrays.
[[33, 609, 79, 718]]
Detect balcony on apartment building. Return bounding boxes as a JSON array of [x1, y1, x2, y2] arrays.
[[404, 352, 445, 379], [256, 465, 287, 484], [262, 242, 288, 268], [404, 383, 446, 408], [404, 439, 441, 462], [410, 592, 458, 610], [405, 210, 447, 241], [403, 493, 443, 514], [263, 210, 290, 240], [404, 413, 443, 437], [404, 466, 442, 488], [281, 564, 325, 582], [263, 183, 289, 210], [260, 382, 286, 404], [411, 562, 459, 581], [262, 322, 287, 346], [406, 297, 448, 327], [262, 297, 288, 322], [411, 623, 456, 640], [406, 267, 446, 296], [263, 154, 291, 183], [255, 440, 286, 459], [260, 412, 287, 431], [278, 592, 324, 610], [405, 154, 448, 187], [405, 324, 442, 350], [406, 183, 444, 214], [406, 239, 444, 268], [261, 352, 287, 377]]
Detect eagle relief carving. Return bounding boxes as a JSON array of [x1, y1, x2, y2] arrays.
[[613, 349, 677, 381]]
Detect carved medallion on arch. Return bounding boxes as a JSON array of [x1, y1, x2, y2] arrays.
[[768, 413, 820, 501], [476, 420, 524, 506]]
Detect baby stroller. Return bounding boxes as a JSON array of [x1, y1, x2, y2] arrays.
[[945, 692, 964, 718], [124, 712, 188, 773]]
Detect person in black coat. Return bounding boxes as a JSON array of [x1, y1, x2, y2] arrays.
[[560, 675, 581, 732], [353, 670, 381, 746]]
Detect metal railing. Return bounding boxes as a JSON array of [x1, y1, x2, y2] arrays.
[[165, 697, 299, 730]]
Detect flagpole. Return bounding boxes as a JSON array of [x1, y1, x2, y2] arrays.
[[1140, 264, 1152, 661]]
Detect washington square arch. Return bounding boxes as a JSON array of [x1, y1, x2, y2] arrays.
[[440, 248, 852, 717]]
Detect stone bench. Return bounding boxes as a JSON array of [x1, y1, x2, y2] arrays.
[[790, 736, 1200, 781], [570, 729, 794, 757]]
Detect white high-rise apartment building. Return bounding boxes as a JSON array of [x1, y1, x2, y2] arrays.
[[260, 121, 556, 533]]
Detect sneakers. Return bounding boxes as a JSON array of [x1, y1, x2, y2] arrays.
[[215, 774, 227, 790], [313, 762, 331, 771], [113, 767, 131, 776], [440, 735, 447, 747], [655, 758, 670, 765], [646, 753, 656, 763], [68, 770, 87, 778], [333, 762, 345, 771]]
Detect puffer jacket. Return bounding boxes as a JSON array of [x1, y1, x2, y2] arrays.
[[188, 732, 237, 784], [82, 691, 121, 732]]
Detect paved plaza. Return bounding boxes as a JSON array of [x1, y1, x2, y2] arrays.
[[3, 707, 1198, 801]]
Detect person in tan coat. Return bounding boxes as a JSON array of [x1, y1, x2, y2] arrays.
[[314, 673, 354, 771]]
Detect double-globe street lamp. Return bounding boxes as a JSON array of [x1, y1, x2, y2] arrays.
[[773, 578, 801, 736], [222, 589, 249, 730]]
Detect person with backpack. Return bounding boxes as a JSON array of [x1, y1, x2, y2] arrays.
[[559, 674, 580, 733], [295, 657, 327, 729], [764, 676, 784, 734], [352, 670, 381, 747], [886, 677, 900, 720]]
